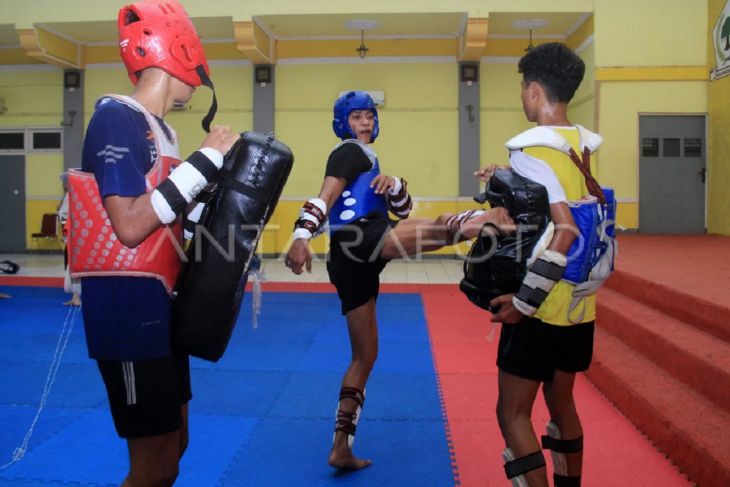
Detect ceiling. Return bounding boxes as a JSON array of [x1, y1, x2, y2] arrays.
[[0, 12, 590, 47]]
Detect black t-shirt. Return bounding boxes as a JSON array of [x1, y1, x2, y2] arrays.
[[325, 143, 372, 184]]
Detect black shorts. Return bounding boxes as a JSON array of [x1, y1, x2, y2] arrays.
[[327, 216, 397, 315], [497, 318, 595, 383], [97, 354, 192, 439]]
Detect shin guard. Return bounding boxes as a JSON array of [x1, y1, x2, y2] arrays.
[[541, 421, 583, 486], [333, 387, 365, 448], [502, 448, 545, 487]]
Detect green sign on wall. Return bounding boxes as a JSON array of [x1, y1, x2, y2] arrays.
[[712, 0, 730, 80]]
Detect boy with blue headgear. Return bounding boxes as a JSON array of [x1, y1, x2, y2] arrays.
[[286, 90, 514, 469]]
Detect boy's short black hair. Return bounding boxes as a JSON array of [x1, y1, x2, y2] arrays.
[[518, 42, 585, 103]]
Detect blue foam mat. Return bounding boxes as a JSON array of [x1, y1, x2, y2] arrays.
[[0, 286, 455, 486]]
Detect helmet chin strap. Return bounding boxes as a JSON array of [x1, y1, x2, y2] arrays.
[[196, 65, 218, 133]]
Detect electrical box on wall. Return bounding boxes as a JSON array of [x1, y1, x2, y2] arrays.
[[339, 90, 385, 107]]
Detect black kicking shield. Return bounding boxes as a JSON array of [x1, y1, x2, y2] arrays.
[[172, 132, 294, 361], [460, 169, 550, 312]]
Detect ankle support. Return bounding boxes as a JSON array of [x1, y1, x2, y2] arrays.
[[334, 387, 365, 448], [445, 209, 485, 240], [503, 448, 545, 486], [541, 421, 583, 477]]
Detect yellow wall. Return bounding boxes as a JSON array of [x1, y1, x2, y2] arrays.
[[568, 44, 596, 131], [597, 80, 707, 228], [272, 62, 462, 255], [275, 62, 458, 198], [594, 0, 708, 68], [592, 0, 709, 231], [0, 69, 63, 127], [708, 0, 730, 235], [83, 63, 254, 158], [0, 68, 64, 249], [26, 150, 64, 250], [479, 62, 532, 167]]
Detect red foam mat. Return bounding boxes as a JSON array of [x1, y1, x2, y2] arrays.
[[420, 285, 692, 487]]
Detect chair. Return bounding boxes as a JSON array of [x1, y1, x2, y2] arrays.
[[31, 213, 60, 249]]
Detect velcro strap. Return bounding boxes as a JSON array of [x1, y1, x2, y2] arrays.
[[339, 387, 365, 406], [184, 218, 196, 235], [156, 178, 188, 215], [446, 210, 478, 234], [388, 177, 408, 200], [388, 194, 412, 213], [297, 219, 319, 234], [335, 414, 358, 436], [303, 201, 326, 224], [554, 473, 582, 487], [504, 450, 546, 479], [531, 257, 566, 281], [193, 186, 216, 204], [515, 283, 549, 308], [541, 435, 583, 454], [186, 150, 219, 182]]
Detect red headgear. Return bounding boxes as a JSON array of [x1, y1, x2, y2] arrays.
[[118, 0, 210, 87]]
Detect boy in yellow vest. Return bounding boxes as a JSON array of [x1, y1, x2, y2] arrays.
[[486, 42, 603, 487]]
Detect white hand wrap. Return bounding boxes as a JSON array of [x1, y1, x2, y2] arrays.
[[293, 198, 327, 241], [386, 177, 412, 219], [151, 147, 223, 224], [512, 250, 567, 316]]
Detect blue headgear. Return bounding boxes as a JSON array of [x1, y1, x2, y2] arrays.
[[332, 91, 379, 142]]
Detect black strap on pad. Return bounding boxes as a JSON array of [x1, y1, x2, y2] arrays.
[[171, 131, 294, 362], [504, 450, 546, 479]]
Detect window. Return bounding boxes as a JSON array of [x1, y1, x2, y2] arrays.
[[642, 138, 659, 157], [32, 131, 62, 150], [0, 132, 24, 151], [663, 138, 681, 157], [684, 138, 702, 158], [0, 128, 63, 153]]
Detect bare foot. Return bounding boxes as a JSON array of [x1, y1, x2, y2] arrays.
[[63, 294, 81, 306], [328, 448, 372, 470], [0, 293, 10, 299]]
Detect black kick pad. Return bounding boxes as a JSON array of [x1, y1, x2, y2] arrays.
[[172, 132, 294, 361], [460, 168, 550, 312]]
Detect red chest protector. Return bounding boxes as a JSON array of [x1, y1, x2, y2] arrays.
[[68, 95, 183, 295]]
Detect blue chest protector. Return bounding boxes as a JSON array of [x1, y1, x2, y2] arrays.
[[329, 140, 388, 233]]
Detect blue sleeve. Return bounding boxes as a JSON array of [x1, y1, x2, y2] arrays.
[[81, 101, 150, 198]]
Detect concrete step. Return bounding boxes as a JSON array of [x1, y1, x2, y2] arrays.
[[587, 326, 730, 487], [597, 287, 730, 411]]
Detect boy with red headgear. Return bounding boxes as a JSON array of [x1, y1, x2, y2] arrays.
[[68, 1, 239, 484]]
